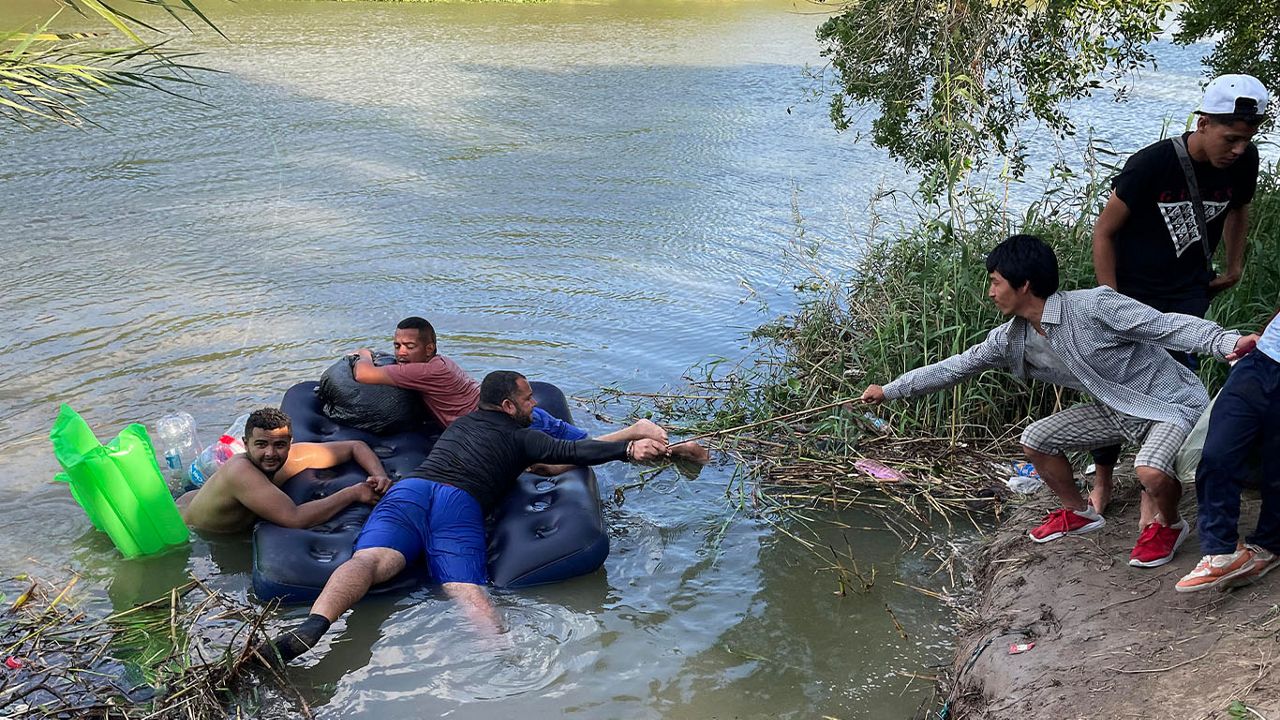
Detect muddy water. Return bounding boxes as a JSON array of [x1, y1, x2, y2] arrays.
[[0, 0, 1227, 717]]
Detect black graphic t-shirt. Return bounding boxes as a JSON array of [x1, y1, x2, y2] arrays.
[[1112, 131, 1258, 303]]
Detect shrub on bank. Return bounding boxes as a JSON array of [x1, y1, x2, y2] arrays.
[[767, 163, 1280, 445], [1203, 165, 1280, 386], [647, 163, 1279, 464]]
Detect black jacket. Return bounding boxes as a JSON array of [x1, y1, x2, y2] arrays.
[[412, 409, 627, 513]]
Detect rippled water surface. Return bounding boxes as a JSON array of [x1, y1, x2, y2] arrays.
[[0, 0, 1237, 717]]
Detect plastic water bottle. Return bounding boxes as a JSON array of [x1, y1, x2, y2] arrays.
[[154, 412, 200, 490], [188, 434, 240, 487], [188, 458, 210, 489], [187, 413, 249, 488], [863, 412, 890, 433]]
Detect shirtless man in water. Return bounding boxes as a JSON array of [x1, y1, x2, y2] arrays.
[[177, 408, 391, 533]]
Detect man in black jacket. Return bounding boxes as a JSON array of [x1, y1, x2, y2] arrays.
[[260, 371, 667, 665]]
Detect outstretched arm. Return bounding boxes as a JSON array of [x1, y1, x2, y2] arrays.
[[596, 419, 667, 444], [879, 323, 1012, 401], [531, 434, 681, 474], [529, 420, 676, 474], [280, 441, 392, 491], [1094, 289, 1243, 361], [231, 472, 376, 529], [522, 432, 666, 468]]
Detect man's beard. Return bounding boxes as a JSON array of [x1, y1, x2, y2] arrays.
[[251, 456, 281, 480]]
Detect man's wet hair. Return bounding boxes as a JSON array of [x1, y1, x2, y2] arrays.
[[396, 316, 437, 346], [479, 370, 527, 408], [245, 407, 291, 438], [986, 234, 1059, 299]]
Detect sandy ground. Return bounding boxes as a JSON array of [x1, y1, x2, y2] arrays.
[[947, 476, 1280, 720]]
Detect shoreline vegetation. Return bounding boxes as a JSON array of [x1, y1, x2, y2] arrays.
[[0, 571, 305, 720], [596, 158, 1280, 716], [607, 159, 1280, 510], [6, 1, 1279, 718]]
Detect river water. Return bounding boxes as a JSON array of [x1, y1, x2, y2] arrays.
[[0, 0, 1237, 717]]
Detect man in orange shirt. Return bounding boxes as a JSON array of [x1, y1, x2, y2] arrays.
[[352, 317, 479, 428]]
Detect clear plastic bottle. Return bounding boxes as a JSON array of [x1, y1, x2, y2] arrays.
[[863, 412, 890, 433], [154, 412, 200, 490], [188, 434, 242, 487], [188, 413, 250, 487]]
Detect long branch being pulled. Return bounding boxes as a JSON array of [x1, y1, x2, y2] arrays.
[[668, 397, 859, 446]]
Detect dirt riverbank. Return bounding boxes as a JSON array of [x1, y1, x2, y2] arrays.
[[946, 478, 1280, 719]]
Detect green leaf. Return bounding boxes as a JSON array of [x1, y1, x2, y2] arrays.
[[73, 0, 145, 45]]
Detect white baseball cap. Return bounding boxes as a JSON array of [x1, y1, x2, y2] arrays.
[[1197, 74, 1269, 117]]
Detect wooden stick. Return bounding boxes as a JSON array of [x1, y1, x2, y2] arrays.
[[1104, 648, 1214, 674], [669, 397, 859, 446]]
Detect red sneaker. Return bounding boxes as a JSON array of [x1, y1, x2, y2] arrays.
[[1028, 506, 1105, 543], [1128, 520, 1189, 568]]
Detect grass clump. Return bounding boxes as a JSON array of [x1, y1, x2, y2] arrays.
[[0, 571, 305, 719], [1203, 164, 1280, 385]]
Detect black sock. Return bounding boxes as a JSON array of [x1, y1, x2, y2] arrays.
[[261, 614, 331, 667]]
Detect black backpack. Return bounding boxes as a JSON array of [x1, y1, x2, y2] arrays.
[[317, 353, 427, 434]]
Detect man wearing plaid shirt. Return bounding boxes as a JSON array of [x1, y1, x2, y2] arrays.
[[859, 235, 1258, 568]]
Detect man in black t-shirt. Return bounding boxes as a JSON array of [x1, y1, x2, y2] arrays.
[[1088, 74, 1269, 512]]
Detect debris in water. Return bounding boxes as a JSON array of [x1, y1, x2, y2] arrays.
[[853, 458, 906, 481]]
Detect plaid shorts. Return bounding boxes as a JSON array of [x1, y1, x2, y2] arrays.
[[1020, 402, 1188, 478]]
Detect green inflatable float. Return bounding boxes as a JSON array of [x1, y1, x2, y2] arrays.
[[49, 404, 189, 558]]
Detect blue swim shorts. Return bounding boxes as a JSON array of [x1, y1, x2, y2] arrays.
[[354, 478, 488, 585], [530, 406, 589, 441]]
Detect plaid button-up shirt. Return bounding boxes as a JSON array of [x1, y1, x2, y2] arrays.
[[882, 287, 1242, 430]]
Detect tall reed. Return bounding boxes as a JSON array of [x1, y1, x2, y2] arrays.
[[1203, 164, 1280, 385]]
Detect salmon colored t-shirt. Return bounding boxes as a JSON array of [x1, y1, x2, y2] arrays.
[[381, 355, 480, 427]]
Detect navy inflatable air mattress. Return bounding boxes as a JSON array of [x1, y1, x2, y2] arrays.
[[251, 380, 610, 604]]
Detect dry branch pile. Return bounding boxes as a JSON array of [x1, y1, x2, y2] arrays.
[[0, 571, 305, 720], [588, 380, 1017, 519]]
